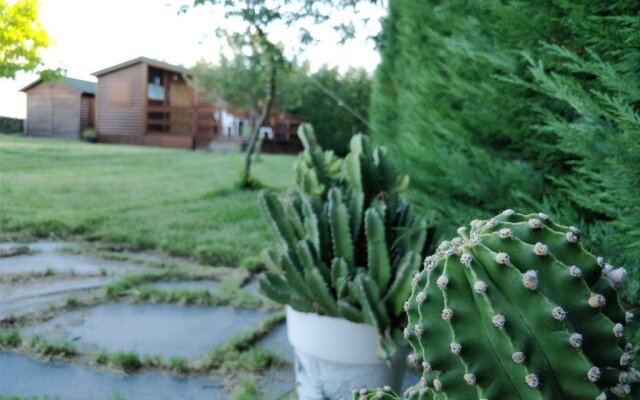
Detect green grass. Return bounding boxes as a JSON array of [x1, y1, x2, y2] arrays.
[[110, 351, 142, 372], [168, 356, 189, 373], [231, 376, 260, 400], [0, 135, 295, 266], [95, 349, 109, 364], [0, 244, 30, 257], [104, 269, 191, 296], [104, 267, 263, 308], [28, 335, 76, 357], [204, 312, 287, 372], [0, 328, 22, 347]]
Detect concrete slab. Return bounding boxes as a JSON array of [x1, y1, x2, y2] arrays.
[[26, 303, 273, 360], [402, 368, 422, 390], [0, 351, 224, 400], [0, 241, 79, 253], [259, 367, 296, 399], [1, 292, 75, 320], [146, 280, 221, 293], [242, 279, 264, 298], [258, 323, 294, 362], [0, 251, 150, 277], [0, 276, 112, 319]]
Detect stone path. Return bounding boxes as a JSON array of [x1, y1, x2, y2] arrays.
[[0, 241, 150, 277], [0, 241, 421, 399], [0, 351, 224, 400], [25, 303, 272, 360]]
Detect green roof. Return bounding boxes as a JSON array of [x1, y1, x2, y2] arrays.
[[62, 77, 96, 94], [20, 77, 96, 94]]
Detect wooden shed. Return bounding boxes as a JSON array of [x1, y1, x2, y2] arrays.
[[92, 57, 216, 149], [20, 77, 96, 138]]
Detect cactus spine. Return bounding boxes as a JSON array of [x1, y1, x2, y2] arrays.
[[259, 124, 429, 357], [355, 210, 638, 400]]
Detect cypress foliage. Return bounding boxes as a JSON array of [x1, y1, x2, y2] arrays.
[[370, 0, 640, 303]]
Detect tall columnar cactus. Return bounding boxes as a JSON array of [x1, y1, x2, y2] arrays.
[[259, 124, 430, 357], [354, 210, 639, 400]]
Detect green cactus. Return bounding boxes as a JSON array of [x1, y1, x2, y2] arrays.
[[354, 210, 638, 400], [259, 124, 431, 358]]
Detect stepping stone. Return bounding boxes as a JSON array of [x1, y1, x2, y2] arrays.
[[0, 241, 79, 253], [258, 322, 294, 362], [0, 276, 113, 319], [259, 367, 296, 399], [25, 303, 273, 360], [402, 368, 422, 390], [0, 245, 150, 277], [241, 278, 264, 298], [0, 351, 224, 400], [145, 280, 221, 292]]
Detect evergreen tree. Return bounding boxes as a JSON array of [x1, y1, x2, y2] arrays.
[[370, 0, 640, 303]]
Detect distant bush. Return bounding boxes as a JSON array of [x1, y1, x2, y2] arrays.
[[0, 117, 24, 134]]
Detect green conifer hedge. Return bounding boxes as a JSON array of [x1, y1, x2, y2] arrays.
[[370, 0, 640, 304]]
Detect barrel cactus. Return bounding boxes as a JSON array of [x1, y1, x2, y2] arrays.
[[354, 210, 638, 399], [259, 125, 430, 357]]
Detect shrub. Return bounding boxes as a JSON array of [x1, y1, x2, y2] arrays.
[[110, 351, 141, 372], [371, 0, 640, 305], [81, 128, 97, 142]]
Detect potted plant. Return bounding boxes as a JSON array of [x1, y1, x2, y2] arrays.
[[355, 210, 639, 400], [259, 125, 432, 399]]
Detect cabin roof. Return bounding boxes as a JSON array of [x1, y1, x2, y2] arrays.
[[20, 77, 97, 94], [92, 56, 191, 77]]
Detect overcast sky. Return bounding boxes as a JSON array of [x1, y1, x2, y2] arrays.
[[0, 0, 384, 118]]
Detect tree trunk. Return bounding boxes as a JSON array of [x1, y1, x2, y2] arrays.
[[242, 59, 277, 188]]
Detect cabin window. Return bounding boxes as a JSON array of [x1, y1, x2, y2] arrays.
[[108, 81, 132, 105], [147, 76, 165, 101]]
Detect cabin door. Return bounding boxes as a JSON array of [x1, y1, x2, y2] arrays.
[[168, 83, 192, 133]]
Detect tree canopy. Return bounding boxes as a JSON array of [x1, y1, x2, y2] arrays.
[[194, 57, 372, 155], [187, 0, 380, 186], [0, 0, 52, 78]]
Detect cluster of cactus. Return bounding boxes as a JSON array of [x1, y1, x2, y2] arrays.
[[258, 124, 429, 357], [354, 210, 638, 399]]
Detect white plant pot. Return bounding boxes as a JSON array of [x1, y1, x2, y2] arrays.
[[286, 306, 407, 400]]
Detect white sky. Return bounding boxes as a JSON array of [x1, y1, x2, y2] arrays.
[[0, 0, 384, 118]]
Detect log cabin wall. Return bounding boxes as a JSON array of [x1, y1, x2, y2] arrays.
[[96, 63, 145, 136], [25, 82, 82, 138]]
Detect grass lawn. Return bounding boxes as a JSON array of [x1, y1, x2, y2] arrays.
[[0, 134, 296, 266]]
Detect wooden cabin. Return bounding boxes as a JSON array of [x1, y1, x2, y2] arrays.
[[21, 77, 96, 138], [210, 101, 306, 153], [92, 57, 217, 149], [261, 110, 306, 153]]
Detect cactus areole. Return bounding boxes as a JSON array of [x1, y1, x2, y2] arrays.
[[258, 124, 429, 360], [355, 210, 638, 400]]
